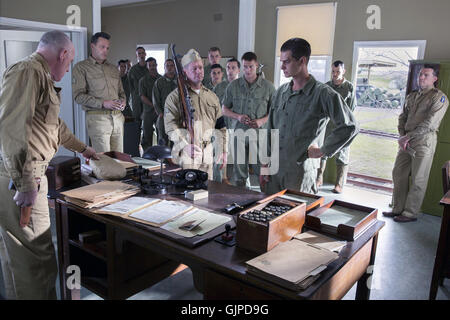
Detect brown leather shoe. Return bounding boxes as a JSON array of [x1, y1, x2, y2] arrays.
[[394, 215, 417, 223], [332, 185, 342, 194], [382, 211, 400, 218]]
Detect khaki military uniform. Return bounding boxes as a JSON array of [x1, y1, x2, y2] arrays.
[[121, 74, 133, 117], [128, 63, 148, 120], [392, 87, 449, 218], [164, 85, 227, 178], [222, 76, 275, 187], [152, 75, 177, 146], [139, 73, 161, 151], [265, 75, 358, 194], [317, 78, 356, 188], [0, 53, 87, 299], [72, 56, 126, 153], [203, 64, 226, 90]]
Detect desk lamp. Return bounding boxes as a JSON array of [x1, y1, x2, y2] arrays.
[[142, 145, 172, 194]]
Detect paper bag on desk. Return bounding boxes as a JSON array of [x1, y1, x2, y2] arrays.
[[246, 239, 339, 290], [61, 181, 140, 209]]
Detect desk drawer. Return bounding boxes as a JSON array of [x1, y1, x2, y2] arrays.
[[203, 269, 281, 300]]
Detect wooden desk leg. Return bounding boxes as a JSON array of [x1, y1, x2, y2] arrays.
[[355, 232, 380, 300], [429, 205, 449, 300], [54, 203, 72, 300]]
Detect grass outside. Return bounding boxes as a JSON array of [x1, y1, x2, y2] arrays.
[[348, 134, 398, 180], [354, 107, 400, 135]]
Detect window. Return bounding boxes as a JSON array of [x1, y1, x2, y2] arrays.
[[138, 43, 168, 75], [274, 3, 337, 88]]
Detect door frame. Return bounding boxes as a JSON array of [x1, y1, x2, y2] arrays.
[[0, 16, 88, 146]]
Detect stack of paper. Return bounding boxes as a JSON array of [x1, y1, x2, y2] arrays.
[[294, 231, 347, 253], [60, 181, 140, 209], [132, 157, 163, 171], [316, 205, 367, 233], [246, 239, 339, 291], [113, 158, 139, 175]]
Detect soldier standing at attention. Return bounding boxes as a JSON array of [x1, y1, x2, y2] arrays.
[[317, 60, 356, 193], [222, 52, 275, 188], [139, 57, 161, 151], [152, 58, 177, 146], [118, 59, 132, 117], [165, 49, 227, 178], [383, 65, 448, 223], [128, 47, 148, 153], [260, 38, 358, 194], [203, 46, 226, 90], [0, 31, 97, 299], [72, 32, 126, 152]]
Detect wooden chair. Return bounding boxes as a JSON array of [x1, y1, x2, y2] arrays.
[[429, 161, 450, 299]]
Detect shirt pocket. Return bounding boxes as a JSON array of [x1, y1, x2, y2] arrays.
[[44, 91, 60, 125], [86, 72, 106, 93]]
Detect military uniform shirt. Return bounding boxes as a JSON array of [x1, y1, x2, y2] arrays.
[[72, 56, 125, 111], [128, 63, 148, 116], [222, 76, 275, 131], [326, 78, 356, 111], [213, 80, 228, 104], [267, 75, 358, 170], [165, 85, 227, 154], [152, 75, 177, 115], [121, 74, 131, 106], [0, 53, 86, 192], [398, 87, 448, 147], [139, 73, 161, 113]]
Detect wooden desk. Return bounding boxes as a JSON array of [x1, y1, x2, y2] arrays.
[[429, 191, 450, 300], [54, 181, 384, 300]]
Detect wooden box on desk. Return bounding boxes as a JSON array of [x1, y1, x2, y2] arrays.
[[45, 156, 81, 191], [305, 200, 378, 241], [236, 191, 306, 254], [276, 189, 324, 213]]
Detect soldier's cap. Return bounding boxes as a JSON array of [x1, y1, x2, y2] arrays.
[[181, 49, 202, 68]]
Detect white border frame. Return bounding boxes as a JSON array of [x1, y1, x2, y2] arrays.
[[0, 16, 88, 146], [274, 2, 337, 88], [351, 40, 427, 88]]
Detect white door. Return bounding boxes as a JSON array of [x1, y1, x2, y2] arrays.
[[0, 30, 76, 157]]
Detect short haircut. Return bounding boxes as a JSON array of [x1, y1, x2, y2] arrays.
[[210, 64, 222, 71], [136, 46, 145, 52], [241, 51, 257, 62], [38, 30, 71, 51], [423, 64, 439, 77], [281, 38, 311, 63], [227, 57, 240, 69], [146, 57, 157, 63], [333, 60, 345, 68], [117, 59, 127, 66], [91, 32, 110, 44], [209, 47, 221, 54], [165, 58, 174, 64]]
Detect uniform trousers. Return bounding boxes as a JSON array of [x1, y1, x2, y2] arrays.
[[0, 167, 57, 300], [86, 112, 124, 153], [392, 139, 436, 218]]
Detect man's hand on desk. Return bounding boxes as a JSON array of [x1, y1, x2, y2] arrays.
[[81, 146, 99, 160]]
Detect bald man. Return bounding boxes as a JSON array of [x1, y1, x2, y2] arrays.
[[0, 30, 97, 299]]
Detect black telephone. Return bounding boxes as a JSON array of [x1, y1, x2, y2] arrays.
[[175, 169, 208, 189]]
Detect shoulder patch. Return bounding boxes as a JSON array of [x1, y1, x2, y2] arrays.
[[441, 96, 446, 103]]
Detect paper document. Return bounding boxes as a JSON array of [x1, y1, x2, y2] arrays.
[[129, 200, 193, 226], [294, 231, 346, 252], [131, 157, 162, 170], [96, 197, 160, 215], [161, 208, 232, 237], [280, 193, 316, 205]]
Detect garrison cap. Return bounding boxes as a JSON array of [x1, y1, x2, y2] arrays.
[[181, 49, 202, 68]]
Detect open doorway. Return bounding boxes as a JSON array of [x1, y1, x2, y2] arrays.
[[348, 40, 426, 192]]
